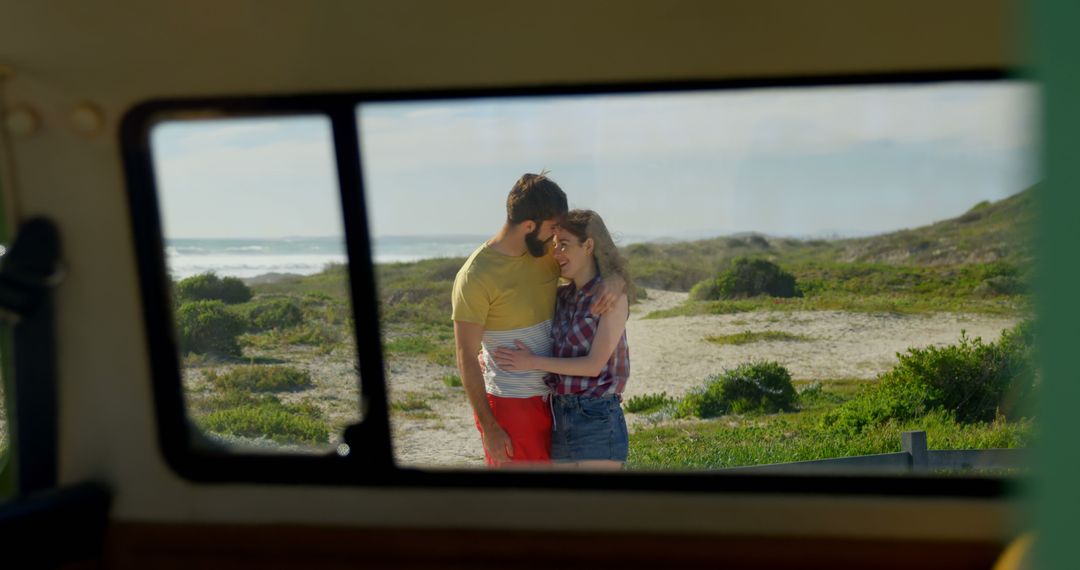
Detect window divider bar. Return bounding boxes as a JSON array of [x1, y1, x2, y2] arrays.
[[329, 104, 395, 471]]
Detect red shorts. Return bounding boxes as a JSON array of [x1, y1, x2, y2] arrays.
[[474, 394, 552, 467]]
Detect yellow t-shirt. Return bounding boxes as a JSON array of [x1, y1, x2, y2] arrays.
[[452, 243, 560, 397]]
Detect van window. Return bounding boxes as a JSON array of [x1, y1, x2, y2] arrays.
[[357, 80, 1038, 473], [151, 115, 361, 454], [126, 75, 1036, 491]]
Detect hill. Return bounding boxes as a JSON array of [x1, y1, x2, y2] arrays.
[[836, 187, 1034, 265], [627, 187, 1035, 291]]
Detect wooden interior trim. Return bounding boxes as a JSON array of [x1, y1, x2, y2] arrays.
[[105, 522, 1005, 570]]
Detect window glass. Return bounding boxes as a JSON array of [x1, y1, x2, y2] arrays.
[[151, 116, 360, 454], [357, 81, 1038, 473]]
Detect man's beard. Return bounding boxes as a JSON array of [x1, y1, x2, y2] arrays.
[[525, 225, 548, 257]]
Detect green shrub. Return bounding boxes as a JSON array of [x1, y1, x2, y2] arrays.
[[176, 300, 246, 356], [821, 322, 1036, 434], [678, 361, 798, 418], [177, 272, 253, 304], [819, 379, 933, 435], [716, 361, 798, 414], [887, 324, 1034, 422], [236, 320, 346, 353], [241, 297, 304, 331], [302, 298, 352, 327], [675, 389, 712, 419], [745, 235, 771, 249], [283, 322, 343, 347], [966, 263, 1027, 298], [689, 279, 722, 301], [988, 320, 1038, 416], [715, 257, 801, 299], [441, 374, 463, 388], [973, 275, 1026, 297], [301, 291, 335, 306], [797, 381, 823, 400], [205, 365, 312, 392], [624, 392, 676, 414], [794, 381, 847, 406]]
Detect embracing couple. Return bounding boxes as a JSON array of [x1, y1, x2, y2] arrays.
[[452, 172, 632, 469]]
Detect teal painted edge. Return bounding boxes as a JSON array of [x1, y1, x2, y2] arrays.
[[1034, 0, 1080, 568], [0, 152, 12, 500]]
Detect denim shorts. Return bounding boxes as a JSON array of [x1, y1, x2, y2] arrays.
[[550, 394, 629, 463]]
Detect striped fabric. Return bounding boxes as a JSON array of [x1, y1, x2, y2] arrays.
[[480, 320, 553, 398], [548, 276, 630, 397]]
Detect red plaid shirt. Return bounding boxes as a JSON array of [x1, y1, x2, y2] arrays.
[[547, 275, 630, 397]]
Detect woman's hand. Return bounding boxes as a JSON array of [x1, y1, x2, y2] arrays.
[[492, 340, 536, 372]]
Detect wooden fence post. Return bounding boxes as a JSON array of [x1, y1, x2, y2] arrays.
[[902, 431, 928, 471]]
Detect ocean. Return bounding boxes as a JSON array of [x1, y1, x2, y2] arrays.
[[165, 236, 490, 279]]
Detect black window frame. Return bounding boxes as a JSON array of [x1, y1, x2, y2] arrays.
[[120, 69, 1021, 496]]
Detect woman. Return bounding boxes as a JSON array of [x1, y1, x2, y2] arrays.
[[494, 209, 632, 469]]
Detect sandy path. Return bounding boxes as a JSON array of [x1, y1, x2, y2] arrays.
[[387, 289, 1022, 468], [385, 358, 485, 467], [623, 290, 1020, 398]]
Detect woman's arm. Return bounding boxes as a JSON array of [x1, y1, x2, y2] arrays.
[[494, 294, 629, 377]]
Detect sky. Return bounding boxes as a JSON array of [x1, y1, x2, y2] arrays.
[[152, 80, 1038, 241]]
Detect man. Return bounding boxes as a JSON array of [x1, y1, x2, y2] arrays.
[[451, 172, 617, 466]]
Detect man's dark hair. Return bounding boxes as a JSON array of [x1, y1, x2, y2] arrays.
[[506, 172, 568, 225]]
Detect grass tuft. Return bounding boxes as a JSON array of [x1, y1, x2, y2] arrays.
[[647, 293, 1029, 320], [194, 393, 329, 445], [205, 365, 313, 393], [705, 330, 812, 345], [391, 392, 433, 412], [628, 408, 1031, 471], [624, 392, 677, 414], [384, 334, 455, 366]]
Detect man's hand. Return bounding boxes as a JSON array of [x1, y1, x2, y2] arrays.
[[481, 421, 514, 465], [591, 274, 627, 316]]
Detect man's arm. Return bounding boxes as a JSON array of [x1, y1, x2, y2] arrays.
[[590, 274, 626, 316], [454, 320, 513, 464]]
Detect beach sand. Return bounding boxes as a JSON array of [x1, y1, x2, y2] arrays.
[[385, 289, 1022, 468]]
